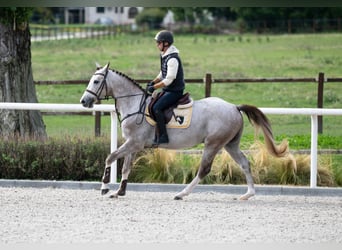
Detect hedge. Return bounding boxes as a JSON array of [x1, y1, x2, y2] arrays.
[[0, 137, 114, 181]]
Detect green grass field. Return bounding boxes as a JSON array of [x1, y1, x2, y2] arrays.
[[32, 32, 342, 148], [32, 32, 342, 79]]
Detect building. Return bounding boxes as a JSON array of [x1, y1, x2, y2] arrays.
[[84, 7, 143, 25], [63, 7, 85, 24]]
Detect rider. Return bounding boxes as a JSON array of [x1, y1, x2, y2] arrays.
[[147, 30, 185, 145]]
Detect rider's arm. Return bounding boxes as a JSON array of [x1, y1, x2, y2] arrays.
[[152, 72, 163, 84], [153, 58, 179, 89]]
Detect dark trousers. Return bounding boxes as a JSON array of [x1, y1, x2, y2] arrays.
[[152, 91, 183, 137]]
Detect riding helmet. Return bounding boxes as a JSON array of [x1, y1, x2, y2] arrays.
[[154, 30, 174, 45]]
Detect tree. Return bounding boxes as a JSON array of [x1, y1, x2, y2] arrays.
[[0, 7, 46, 138], [232, 7, 342, 20], [135, 8, 167, 29], [169, 7, 203, 24]]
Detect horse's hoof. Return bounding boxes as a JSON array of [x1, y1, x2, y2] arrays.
[[239, 193, 255, 200], [174, 196, 183, 200], [101, 189, 109, 195], [109, 193, 119, 199], [117, 190, 126, 196]]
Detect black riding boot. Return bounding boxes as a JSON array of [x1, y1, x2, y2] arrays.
[[153, 110, 169, 145]]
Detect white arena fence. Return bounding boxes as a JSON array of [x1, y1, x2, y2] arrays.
[[0, 102, 341, 188]]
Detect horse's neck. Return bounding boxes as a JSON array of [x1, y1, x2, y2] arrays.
[[116, 94, 145, 117], [109, 72, 146, 117]]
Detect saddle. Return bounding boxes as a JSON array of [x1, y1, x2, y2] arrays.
[[148, 92, 192, 125]]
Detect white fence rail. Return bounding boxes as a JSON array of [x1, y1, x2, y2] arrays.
[[1, 103, 342, 188]]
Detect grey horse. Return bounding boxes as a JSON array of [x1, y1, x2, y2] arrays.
[[80, 63, 288, 200]]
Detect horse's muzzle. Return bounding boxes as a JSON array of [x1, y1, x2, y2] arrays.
[[80, 96, 95, 108]]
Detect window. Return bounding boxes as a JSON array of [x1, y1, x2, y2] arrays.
[[96, 7, 105, 13], [115, 7, 124, 13], [128, 7, 138, 19]]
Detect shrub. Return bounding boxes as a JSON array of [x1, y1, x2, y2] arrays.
[[0, 136, 111, 181], [135, 8, 167, 29]]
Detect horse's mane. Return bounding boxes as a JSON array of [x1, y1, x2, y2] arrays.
[[110, 68, 145, 92]]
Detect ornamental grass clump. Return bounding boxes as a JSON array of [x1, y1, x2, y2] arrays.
[[249, 141, 335, 186], [130, 149, 201, 184], [249, 141, 298, 185], [130, 142, 336, 187], [130, 149, 181, 183]]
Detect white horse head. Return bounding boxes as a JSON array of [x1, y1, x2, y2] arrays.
[[80, 62, 110, 108]]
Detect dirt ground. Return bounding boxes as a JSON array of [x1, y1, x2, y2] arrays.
[[0, 187, 341, 244]]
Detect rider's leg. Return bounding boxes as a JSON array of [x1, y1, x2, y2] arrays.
[[154, 109, 168, 144], [152, 91, 183, 144]]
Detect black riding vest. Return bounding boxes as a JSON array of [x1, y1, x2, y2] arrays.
[[160, 53, 185, 92]]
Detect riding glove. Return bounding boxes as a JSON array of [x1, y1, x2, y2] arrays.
[[147, 85, 155, 95]]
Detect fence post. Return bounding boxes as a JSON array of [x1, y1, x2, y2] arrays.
[[95, 100, 101, 137], [317, 72, 324, 134], [205, 73, 212, 98], [310, 115, 318, 188], [287, 19, 292, 33]]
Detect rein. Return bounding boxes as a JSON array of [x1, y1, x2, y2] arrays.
[[117, 92, 150, 125]]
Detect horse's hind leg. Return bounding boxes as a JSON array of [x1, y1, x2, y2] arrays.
[[224, 141, 255, 200], [174, 145, 220, 200]]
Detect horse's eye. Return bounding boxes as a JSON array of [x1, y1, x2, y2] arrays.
[[94, 80, 99, 84]]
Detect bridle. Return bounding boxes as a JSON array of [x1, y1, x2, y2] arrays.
[[86, 68, 150, 124], [85, 69, 110, 101]]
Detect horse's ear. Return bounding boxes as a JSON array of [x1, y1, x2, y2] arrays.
[[106, 62, 110, 70], [95, 62, 101, 70]]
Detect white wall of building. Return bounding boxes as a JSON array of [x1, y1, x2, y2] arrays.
[[85, 7, 143, 25]]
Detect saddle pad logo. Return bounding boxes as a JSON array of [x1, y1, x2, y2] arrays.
[[146, 106, 193, 129]]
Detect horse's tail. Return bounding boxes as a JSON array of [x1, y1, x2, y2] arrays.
[[237, 104, 288, 157]]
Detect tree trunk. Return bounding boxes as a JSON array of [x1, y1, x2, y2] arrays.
[[0, 21, 46, 138]]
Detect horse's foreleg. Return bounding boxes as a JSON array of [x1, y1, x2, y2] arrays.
[[101, 166, 111, 195], [108, 153, 136, 198], [174, 147, 219, 200], [101, 140, 142, 197]]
